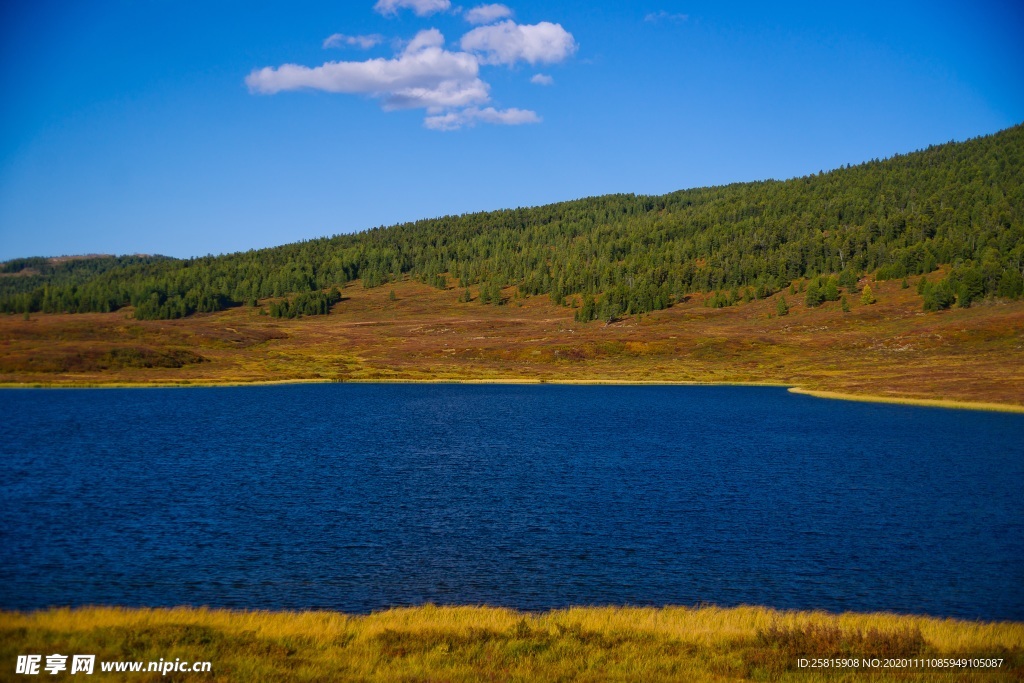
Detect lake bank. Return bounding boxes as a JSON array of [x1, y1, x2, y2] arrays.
[[2, 604, 1021, 682], [3, 376, 1023, 414], [786, 387, 1024, 414], [2, 275, 1023, 409]]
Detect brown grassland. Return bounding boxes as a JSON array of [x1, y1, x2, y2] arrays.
[[1, 605, 1022, 682], [1, 272, 1022, 410]]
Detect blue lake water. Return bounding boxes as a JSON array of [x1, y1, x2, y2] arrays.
[[0, 384, 1022, 620]]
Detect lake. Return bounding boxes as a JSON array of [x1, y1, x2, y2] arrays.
[[1, 384, 1021, 620]]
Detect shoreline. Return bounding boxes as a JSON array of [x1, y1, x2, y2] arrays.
[[1, 376, 1022, 414], [786, 387, 1024, 414], [3, 601, 1020, 623]]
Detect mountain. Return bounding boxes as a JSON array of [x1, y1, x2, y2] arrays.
[[2, 124, 1022, 321]]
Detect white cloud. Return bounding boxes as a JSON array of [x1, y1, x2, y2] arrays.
[[246, 29, 488, 111], [248, 8, 573, 130], [322, 33, 384, 49], [424, 106, 540, 130], [374, 0, 450, 17], [644, 10, 689, 23], [460, 20, 577, 66], [403, 27, 445, 53], [386, 79, 490, 110], [464, 3, 513, 25]]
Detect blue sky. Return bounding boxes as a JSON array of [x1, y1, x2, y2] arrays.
[[1, 0, 1022, 261]]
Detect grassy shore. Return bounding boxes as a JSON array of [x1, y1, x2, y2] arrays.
[[2, 605, 1021, 682], [786, 388, 1024, 414], [2, 273, 1023, 411], [5, 378, 1024, 418], [2, 376, 1022, 415]]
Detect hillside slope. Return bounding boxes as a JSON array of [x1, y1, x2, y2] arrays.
[[2, 125, 1022, 320], [2, 127, 1022, 406], [3, 272, 1022, 409]]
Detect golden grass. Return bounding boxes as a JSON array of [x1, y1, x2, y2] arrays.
[[1, 605, 1021, 682], [787, 388, 1024, 414]]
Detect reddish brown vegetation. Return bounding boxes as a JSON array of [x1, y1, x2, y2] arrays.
[[1, 274, 1022, 408]]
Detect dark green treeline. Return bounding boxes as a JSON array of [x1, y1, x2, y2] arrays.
[[3, 124, 1022, 320]]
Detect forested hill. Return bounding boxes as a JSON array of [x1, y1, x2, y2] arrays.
[[3, 124, 1022, 320]]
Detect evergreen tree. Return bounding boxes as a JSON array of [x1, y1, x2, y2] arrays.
[[838, 270, 860, 291], [861, 284, 876, 305], [823, 278, 840, 302], [922, 279, 955, 311], [806, 280, 824, 307], [575, 293, 596, 322]]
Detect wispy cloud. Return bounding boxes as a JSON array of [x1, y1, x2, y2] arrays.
[[460, 20, 577, 66], [322, 33, 385, 49], [424, 106, 540, 130], [374, 0, 451, 17], [530, 73, 554, 86], [644, 10, 689, 23], [464, 3, 514, 25]]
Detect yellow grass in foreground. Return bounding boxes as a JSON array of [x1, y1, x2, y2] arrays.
[[2, 605, 1021, 682]]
